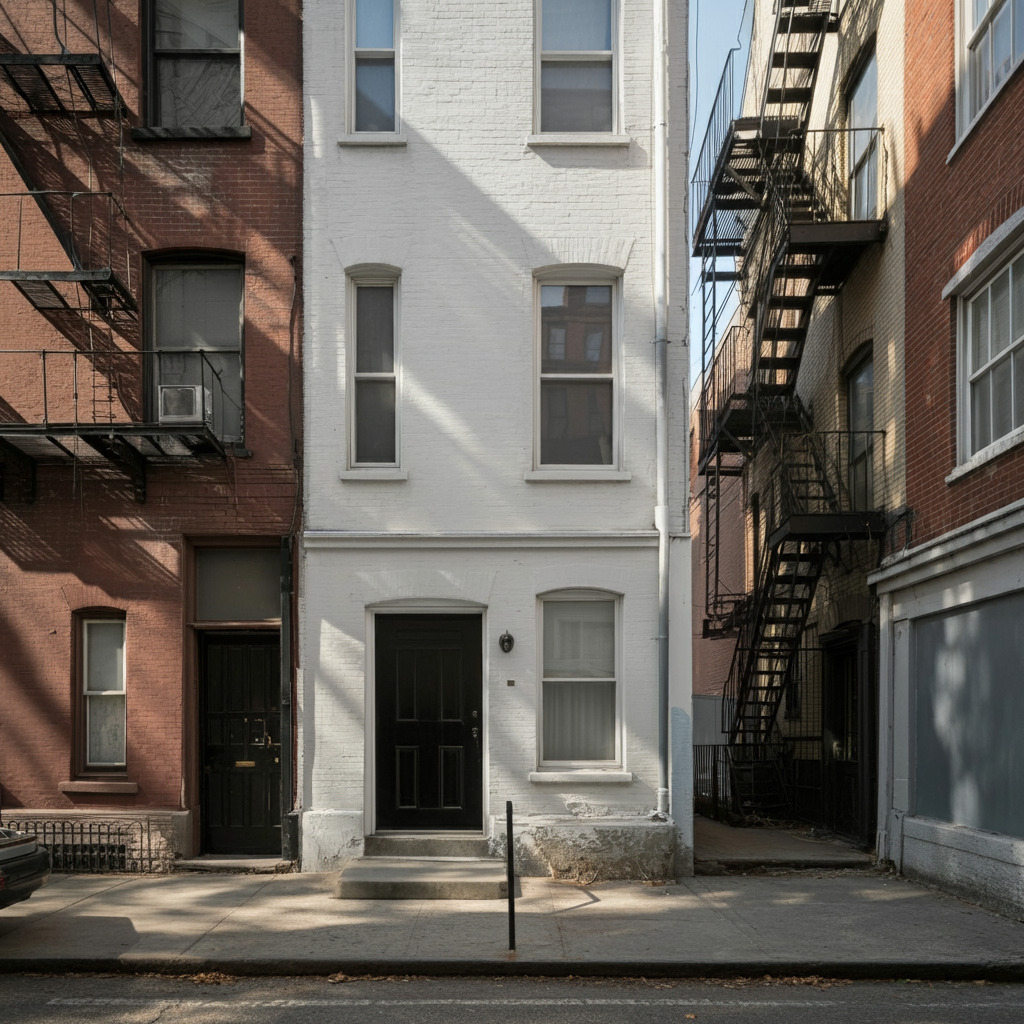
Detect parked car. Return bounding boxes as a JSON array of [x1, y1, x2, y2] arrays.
[[0, 827, 50, 908]]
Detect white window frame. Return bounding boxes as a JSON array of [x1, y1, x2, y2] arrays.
[[537, 590, 622, 769], [345, 264, 402, 472], [533, 266, 623, 474], [958, 241, 1024, 464], [347, 0, 400, 135], [534, 0, 620, 135], [82, 618, 127, 770], [956, 0, 1024, 140]]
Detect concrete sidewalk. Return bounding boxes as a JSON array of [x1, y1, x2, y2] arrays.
[[1, 869, 1023, 980]]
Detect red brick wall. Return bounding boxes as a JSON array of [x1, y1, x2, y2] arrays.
[[0, 1, 301, 815], [904, 0, 1024, 547]]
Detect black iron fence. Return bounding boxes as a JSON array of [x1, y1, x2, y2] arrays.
[[3, 817, 171, 873], [693, 744, 734, 821]]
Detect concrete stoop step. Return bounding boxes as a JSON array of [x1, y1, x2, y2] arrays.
[[337, 833, 509, 900], [173, 856, 294, 874]]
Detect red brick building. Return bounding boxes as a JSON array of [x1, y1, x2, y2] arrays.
[[872, 0, 1024, 919], [0, 1, 301, 864]]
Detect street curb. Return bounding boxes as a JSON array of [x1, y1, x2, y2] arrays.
[[2, 958, 1024, 981]]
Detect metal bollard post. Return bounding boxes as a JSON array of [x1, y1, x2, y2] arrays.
[[506, 799, 515, 951]]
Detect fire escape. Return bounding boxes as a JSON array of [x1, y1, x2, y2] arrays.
[[692, 1, 887, 813], [0, 25, 226, 503]]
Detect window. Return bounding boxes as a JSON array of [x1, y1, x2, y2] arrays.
[[351, 0, 397, 132], [537, 0, 616, 132], [960, 0, 1024, 132], [848, 55, 878, 221], [539, 281, 615, 466], [964, 246, 1024, 456], [847, 353, 874, 510], [81, 618, 127, 770], [348, 269, 399, 466], [151, 260, 244, 442], [540, 595, 618, 764], [150, 0, 243, 128]]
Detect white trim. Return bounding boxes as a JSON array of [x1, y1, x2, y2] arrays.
[[868, 495, 1024, 592], [534, 274, 623, 471], [524, 469, 631, 482], [365, 606, 489, 838], [942, 205, 1024, 298], [528, 770, 632, 783], [951, 0, 1024, 153], [526, 134, 630, 147], [954, 234, 1024, 464], [537, 590, 623, 770], [346, 266, 401, 471], [946, 424, 1024, 482], [347, 0, 401, 135], [338, 134, 408, 147], [533, 0, 620, 135], [339, 468, 409, 481], [304, 530, 659, 550]]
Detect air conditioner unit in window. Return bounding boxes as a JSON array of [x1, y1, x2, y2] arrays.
[[158, 385, 213, 425]]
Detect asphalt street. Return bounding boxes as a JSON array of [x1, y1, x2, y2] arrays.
[[0, 975, 1021, 1024]]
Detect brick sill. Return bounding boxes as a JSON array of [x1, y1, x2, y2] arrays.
[[59, 780, 138, 795]]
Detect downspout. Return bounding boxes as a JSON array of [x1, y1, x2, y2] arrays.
[[653, 0, 670, 816]]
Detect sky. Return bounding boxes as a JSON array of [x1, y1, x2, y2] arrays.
[[687, 0, 753, 396]]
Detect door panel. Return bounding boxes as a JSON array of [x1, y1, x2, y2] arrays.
[[201, 633, 281, 854], [376, 615, 482, 830]]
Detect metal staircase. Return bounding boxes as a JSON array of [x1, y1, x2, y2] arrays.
[[691, 1, 891, 818]]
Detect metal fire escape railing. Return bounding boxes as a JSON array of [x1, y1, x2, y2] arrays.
[[692, 1, 892, 775]]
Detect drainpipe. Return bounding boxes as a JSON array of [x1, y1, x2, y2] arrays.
[[280, 536, 297, 861], [653, 0, 670, 817]]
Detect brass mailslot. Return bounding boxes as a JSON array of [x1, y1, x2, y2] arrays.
[[234, 760, 256, 768]]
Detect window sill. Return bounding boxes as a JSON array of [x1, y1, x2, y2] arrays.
[[131, 126, 251, 142], [524, 470, 631, 482], [59, 780, 138, 795], [527, 133, 630, 147], [529, 770, 633, 784], [949, 60, 1023, 163], [338, 134, 408, 147], [947, 427, 1024, 484], [339, 467, 408, 481]]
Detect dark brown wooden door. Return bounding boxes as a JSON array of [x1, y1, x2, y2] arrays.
[[375, 615, 482, 830], [201, 633, 281, 854]]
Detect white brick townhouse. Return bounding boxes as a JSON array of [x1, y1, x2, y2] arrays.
[[300, 0, 691, 876]]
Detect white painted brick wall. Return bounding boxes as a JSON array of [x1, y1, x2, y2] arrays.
[[300, 0, 691, 871]]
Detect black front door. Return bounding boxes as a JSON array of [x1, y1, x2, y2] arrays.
[[375, 614, 483, 830], [201, 632, 281, 854]]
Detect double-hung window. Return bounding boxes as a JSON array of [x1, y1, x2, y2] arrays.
[[351, 0, 397, 132], [964, 246, 1024, 456], [537, 0, 616, 132], [961, 0, 1024, 131], [539, 281, 615, 466], [82, 618, 127, 770], [349, 271, 399, 466], [848, 55, 878, 221], [150, 0, 243, 128], [540, 595, 618, 765], [152, 260, 244, 443]]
